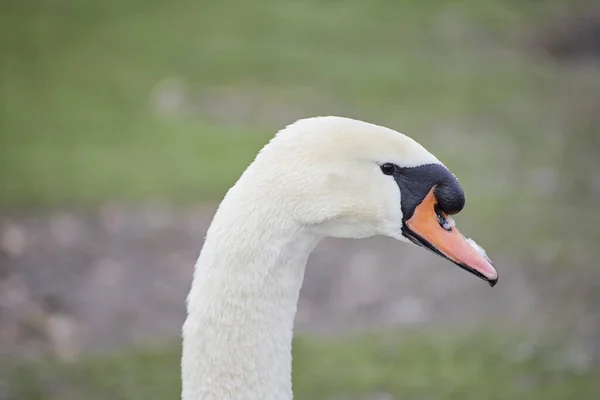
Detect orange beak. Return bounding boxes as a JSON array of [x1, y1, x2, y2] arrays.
[[402, 189, 498, 287]]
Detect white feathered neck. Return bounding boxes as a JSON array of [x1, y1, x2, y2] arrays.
[[181, 158, 322, 400]]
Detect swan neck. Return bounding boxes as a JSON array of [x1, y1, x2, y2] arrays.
[[182, 200, 320, 400]]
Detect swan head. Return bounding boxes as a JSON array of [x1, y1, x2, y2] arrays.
[[251, 116, 498, 286]]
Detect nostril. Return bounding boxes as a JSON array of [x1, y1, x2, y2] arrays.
[[434, 204, 455, 231]]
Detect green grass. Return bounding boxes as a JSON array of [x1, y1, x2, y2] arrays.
[[0, 0, 586, 209], [2, 0, 599, 256], [6, 331, 599, 400]]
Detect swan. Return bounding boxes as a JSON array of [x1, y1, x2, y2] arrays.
[[181, 116, 498, 400]]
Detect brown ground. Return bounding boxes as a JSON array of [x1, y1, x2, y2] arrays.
[[2, 204, 598, 366]]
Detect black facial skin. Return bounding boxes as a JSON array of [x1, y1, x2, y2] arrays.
[[391, 163, 465, 221], [389, 162, 464, 251], [379, 162, 465, 225], [380, 163, 497, 287]]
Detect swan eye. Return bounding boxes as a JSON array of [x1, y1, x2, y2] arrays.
[[435, 205, 455, 231], [380, 163, 397, 176]]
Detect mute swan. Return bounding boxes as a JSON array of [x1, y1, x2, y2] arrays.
[[182, 116, 498, 400]]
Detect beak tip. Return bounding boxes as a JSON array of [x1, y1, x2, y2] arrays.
[[488, 276, 498, 287]]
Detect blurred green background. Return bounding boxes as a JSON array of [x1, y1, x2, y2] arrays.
[[2, 0, 600, 399]]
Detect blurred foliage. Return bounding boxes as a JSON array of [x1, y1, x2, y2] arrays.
[[6, 331, 600, 400]]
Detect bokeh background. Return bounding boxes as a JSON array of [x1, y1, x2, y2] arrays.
[[1, 0, 600, 399]]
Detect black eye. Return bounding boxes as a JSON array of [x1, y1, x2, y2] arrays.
[[380, 163, 397, 176]]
